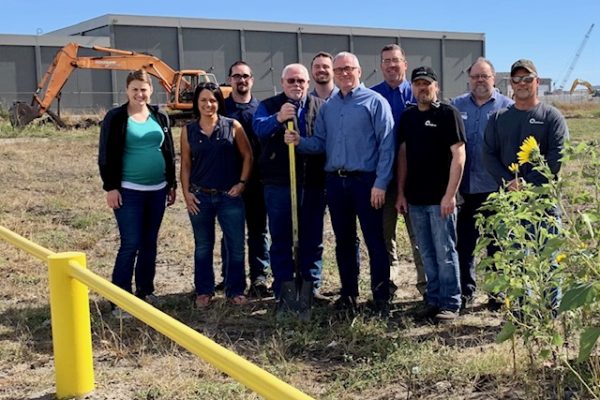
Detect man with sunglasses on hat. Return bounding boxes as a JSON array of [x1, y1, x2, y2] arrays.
[[253, 64, 326, 311], [483, 59, 568, 191], [482, 59, 569, 312]]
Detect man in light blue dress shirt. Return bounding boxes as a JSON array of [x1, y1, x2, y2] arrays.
[[285, 52, 395, 316]]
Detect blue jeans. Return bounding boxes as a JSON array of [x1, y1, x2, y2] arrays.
[[112, 187, 167, 297], [409, 204, 461, 311], [221, 179, 271, 283], [326, 172, 389, 302], [264, 184, 325, 297], [189, 191, 246, 297]]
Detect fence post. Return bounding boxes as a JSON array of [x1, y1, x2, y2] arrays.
[[47, 252, 95, 399]]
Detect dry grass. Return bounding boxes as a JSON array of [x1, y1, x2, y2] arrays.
[[1, 106, 599, 399]]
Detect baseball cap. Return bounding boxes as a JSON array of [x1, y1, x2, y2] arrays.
[[411, 66, 438, 83], [510, 59, 538, 76]]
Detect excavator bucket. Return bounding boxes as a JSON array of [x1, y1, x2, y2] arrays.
[[9, 102, 37, 128]]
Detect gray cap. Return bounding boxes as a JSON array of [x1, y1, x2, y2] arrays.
[[510, 59, 538, 76]]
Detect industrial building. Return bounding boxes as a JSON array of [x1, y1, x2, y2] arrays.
[[0, 14, 485, 114]]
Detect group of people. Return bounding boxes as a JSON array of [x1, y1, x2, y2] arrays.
[[98, 45, 568, 321]]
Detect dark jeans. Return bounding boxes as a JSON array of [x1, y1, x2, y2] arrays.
[[221, 179, 271, 283], [112, 187, 167, 297], [189, 191, 246, 297], [264, 184, 325, 297], [326, 172, 389, 302], [457, 192, 498, 298]]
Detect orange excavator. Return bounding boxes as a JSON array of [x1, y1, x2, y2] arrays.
[[9, 42, 231, 128]]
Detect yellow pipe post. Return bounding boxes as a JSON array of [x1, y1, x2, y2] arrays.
[[47, 252, 95, 399]]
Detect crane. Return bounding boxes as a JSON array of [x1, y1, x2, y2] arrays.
[[557, 23, 595, 91]]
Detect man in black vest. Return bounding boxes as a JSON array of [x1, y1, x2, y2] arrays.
[[253, 64, 326, 306]]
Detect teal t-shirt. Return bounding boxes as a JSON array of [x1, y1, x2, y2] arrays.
[[121, 115, 166, 185]]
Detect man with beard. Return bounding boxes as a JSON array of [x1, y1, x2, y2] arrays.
[[482, 59, 568, 311], [310, 52, 337, 100], [396, 66, 466, 322], [371, 44, 425, 300], [285, 52, 395, 317], [253, 64, 326, 313], [218, 61, 271, 297], [451, 58, 513, 309]]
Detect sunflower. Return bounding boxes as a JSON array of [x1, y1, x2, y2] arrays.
[[508, 163, 519, 173], [556, 253, 566, 264], [517, 136, 540, 165]]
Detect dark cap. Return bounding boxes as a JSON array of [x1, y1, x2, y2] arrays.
[[510, 59, 538, 76], [411, 66, 438, 83]]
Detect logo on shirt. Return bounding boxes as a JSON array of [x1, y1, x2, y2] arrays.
[[529, 118, 544, 125], [460, 112, 468, 120], [424, 120, 437, 127]]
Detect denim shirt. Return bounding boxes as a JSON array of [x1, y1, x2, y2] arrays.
[[451, 91, 513, 194], [298, 84, 395, 190]]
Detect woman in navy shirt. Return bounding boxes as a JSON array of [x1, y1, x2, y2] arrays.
[[180, 83, 253, 307]]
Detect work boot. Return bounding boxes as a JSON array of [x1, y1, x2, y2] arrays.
[[248, 279, 270, 298], [334, 295, 358, 316]]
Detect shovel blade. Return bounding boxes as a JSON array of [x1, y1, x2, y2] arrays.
[[276, 279, 314, 321]]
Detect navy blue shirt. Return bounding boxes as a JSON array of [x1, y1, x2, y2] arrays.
[[370, 79, 414, 129], [298, 84, 395, 190], [186, 116, 240, 191], [452, 91, 513, 194]]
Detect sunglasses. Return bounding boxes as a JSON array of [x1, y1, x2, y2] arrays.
[[511, 75, 536, 84], [285, 78, 307, 85]]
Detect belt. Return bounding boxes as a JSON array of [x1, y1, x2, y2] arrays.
[[329, 169, 363, 178], [190, 184, 225, 195]]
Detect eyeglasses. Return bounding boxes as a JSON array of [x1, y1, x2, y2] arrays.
[[469, 74, 493, 80], [382, 58, 404, 65], [510, 75, 536, 84], [285, 78, 307, 85], [333, 66, 358, 75], [231, 74, 252, 81]]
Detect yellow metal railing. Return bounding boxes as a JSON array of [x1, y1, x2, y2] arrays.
[[0, 225, 314, 400]]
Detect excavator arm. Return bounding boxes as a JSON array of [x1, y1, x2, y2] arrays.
[[10, 42, 221, 128]]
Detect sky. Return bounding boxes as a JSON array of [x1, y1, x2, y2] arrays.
[[2, 0, 598, 89]]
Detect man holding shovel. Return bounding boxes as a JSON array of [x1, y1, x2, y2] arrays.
[[253, 64, 326, 318]]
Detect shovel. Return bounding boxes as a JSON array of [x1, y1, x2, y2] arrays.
[[277, 120, 313, 321]]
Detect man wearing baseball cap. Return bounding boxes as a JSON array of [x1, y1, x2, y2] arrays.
[[482, 59, 569, 311], [483, 59, 568, 191], [395, 66, 466, 322]]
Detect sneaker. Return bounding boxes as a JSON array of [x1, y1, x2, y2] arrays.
[[195, 294, 212, 308], [373, 300, 390, 318], [435, 309, 459, 322], [248, 280, 270, 298], [460, 295, 474, 311], [111, 307, 132, 320], [333, 295, 358, 315], [215, 281, 225, 292], [389, 280, 398, 298], [313, 290, 331, 304], [414, 304, 439, 321], [228, 295, 248, 305]]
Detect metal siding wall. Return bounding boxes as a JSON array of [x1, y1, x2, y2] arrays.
[[353, 36, 398, 87], [244, 31, 297, 98], [112, 26, 179, 105], [401, 38, 442, 94], [444, 39, 481, 100], [300, 33, 348, 66], [0, 46, 36, 108], [181, 28, 240, 85]]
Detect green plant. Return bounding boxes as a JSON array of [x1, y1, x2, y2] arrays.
[[476, 137, 600, 398]]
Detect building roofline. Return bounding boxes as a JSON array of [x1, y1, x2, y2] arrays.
[[0, 33, 110, 47], [48, 13, 484, 41]]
